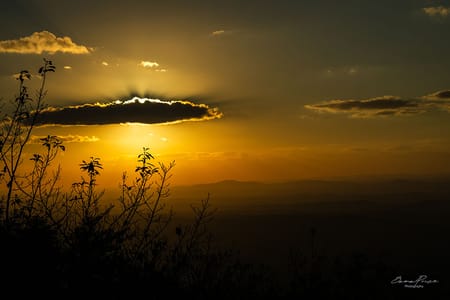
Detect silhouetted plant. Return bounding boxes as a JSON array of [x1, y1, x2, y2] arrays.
[[0, 59, 55, 222], [102, 148, 176, 272], [13, 135, 65, 221], [71, 157, 106, 222]]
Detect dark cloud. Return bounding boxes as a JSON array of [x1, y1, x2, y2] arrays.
[[305, 91, 450, 118], [313, 96, 417, 110], [31, 97, 223, 126]]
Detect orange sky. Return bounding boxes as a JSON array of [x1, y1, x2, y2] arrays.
[[2, 1, 450, 186]]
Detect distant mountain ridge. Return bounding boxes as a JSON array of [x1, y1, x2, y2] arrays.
[[175, 177, 450, 195], [170, 177, 450, 213]]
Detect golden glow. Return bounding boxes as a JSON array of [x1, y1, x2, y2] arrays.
[[26, 114, 450, 188]]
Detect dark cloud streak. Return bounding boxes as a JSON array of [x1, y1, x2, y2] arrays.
[[314, 97, 418, 110], [305, 91, 450, 118]]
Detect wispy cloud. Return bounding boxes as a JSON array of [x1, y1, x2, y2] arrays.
[[423, 6, 450, 18], [59, 135, 100, 143], [212, 30, 226, 36], [30, 97, 223, 126], [322, 66, 362, 77], [102, 61, 109, 66], [31, 135, 99, 144], [347, 67, 358, 75], [63, 66, 72, 70], [139, 61, 159, 68], [211, 29, 232, 36], [138, 61, 167, 72], [0, 31, 91, 54], [305, 90, 450, 118]]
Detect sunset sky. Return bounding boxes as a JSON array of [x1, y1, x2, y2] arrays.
[[1, 0, 450, 186]]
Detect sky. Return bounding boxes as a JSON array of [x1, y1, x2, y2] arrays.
[[1, 0, 450, 186]]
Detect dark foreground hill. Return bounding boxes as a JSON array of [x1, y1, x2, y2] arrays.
[[2, 177, 449, 299]]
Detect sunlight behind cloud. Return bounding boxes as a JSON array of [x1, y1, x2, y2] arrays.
[[31, 97, 223, 126]]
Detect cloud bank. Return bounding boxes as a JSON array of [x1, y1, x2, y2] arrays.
[[305, 90, 450, 118], [31, 97, 223, 126], [0, 31, 91, 54]]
